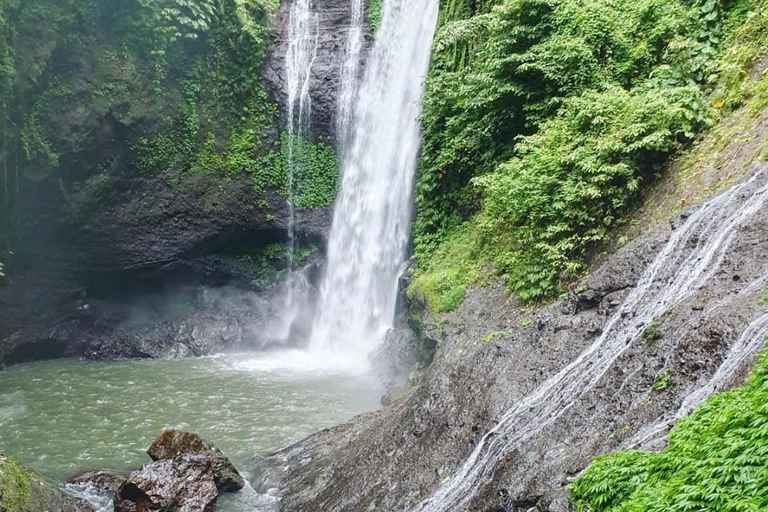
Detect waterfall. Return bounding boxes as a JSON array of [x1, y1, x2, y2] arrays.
[[308, 0, 439, 370], [278, 0, 319, 336], [411, 167, 768, 512], [336, 0, 365, 147]]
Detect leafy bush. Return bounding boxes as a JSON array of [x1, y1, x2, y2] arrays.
[[711, 1, 768, 112], [571, 342, 768, 511], [367, 0, 383, 34], [475, 85, 706, 299], [411, 0, 758, 309]]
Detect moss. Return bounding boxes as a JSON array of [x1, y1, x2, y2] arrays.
[[481, 330, 510, 343], [408, 221, 491, 313], [0, 454, 56, 511]]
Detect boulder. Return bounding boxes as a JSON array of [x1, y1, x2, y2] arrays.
[[113, 454, 217, 512], [65, 469, 126, 495], [147, 429, 245, 492]]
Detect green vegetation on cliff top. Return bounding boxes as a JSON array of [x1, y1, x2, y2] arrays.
[[571, 339, 768, 511], [410, 0, 768, 311]]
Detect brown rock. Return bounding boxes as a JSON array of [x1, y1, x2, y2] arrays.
[[147, 429, 244, 492], [113, 454, 218, 512]]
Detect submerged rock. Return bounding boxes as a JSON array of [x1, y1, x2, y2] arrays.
[[113, 454, 217, 512], [147, 429, 245, 492]]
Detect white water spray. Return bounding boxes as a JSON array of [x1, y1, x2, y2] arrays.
[[308, 0, 439, 370], [412, 167, 768, 511]]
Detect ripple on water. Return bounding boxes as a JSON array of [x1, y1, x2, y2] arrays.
[[0, 354, 382, 512]]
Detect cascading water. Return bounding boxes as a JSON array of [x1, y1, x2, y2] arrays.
[[336, 0, 365, 146], [412, 166, 768, 512], [308, 0, 439, 370], [276, 0, 319, 337], [627, 311, 768, 450]]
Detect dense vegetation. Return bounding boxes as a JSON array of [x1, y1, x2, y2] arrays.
[[0, 0, 340, 276], [571, 340, 768, 511], [410, 0, 768, 310]]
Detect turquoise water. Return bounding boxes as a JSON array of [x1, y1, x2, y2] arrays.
[[0, 353, 383, 510]]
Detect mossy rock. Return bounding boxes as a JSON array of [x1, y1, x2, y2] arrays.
[[0, 455, 88, 512]]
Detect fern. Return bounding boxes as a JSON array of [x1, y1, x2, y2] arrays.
[[571, 343, 768, 511]]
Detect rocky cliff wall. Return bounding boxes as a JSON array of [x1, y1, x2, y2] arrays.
[[256, 91, 768, 512], [264, 0, 372, 146]]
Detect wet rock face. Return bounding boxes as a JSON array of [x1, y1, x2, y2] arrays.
[[113, 454, 218, 512], [264, 0, 371, 144], [148, 429, 245, 492], [0, 171, 332, 366], [66, 470, 126, 495], [258, 173, 768, 511]]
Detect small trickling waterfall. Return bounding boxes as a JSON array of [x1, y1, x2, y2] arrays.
[[336, 0, 365, 146], [627, 311, 768, 450], [412, 167, 768, 511], [308, 0, 439, 369], [278, 0, 319, 335]]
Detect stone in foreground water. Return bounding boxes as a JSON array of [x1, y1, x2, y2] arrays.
[[114, 454, 218, 512], [148, 429, 245, 492]]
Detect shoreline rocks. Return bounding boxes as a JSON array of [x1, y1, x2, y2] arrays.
[[70, 430, 243, 512], [114, 454, 218, 512]]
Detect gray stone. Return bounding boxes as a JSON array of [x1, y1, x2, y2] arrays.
[[113, 454, 218, 512]]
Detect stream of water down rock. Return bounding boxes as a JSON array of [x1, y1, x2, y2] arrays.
[[412, 167, 768, 511]]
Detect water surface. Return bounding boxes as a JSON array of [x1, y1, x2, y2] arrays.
[[0, 353, 383, 510]]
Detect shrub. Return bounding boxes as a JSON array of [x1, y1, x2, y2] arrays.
[[571, 343, 768, 511]]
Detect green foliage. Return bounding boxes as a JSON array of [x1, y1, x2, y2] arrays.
[[408, 221, 489, 312], [269, 134, 340, 210], [1, 0, 286, 226], [571, 343, 768, 511], [711, 1, 768, 112], [476, 85, 707, 299], [651, 367, 673, 391], [242, 242, 317, 288], [642, 319, 664, 342], [481, 330, 511, 343], [761, 293, 768, 305], [411, 0, 749, 309], [367, 0, 383, 35]]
